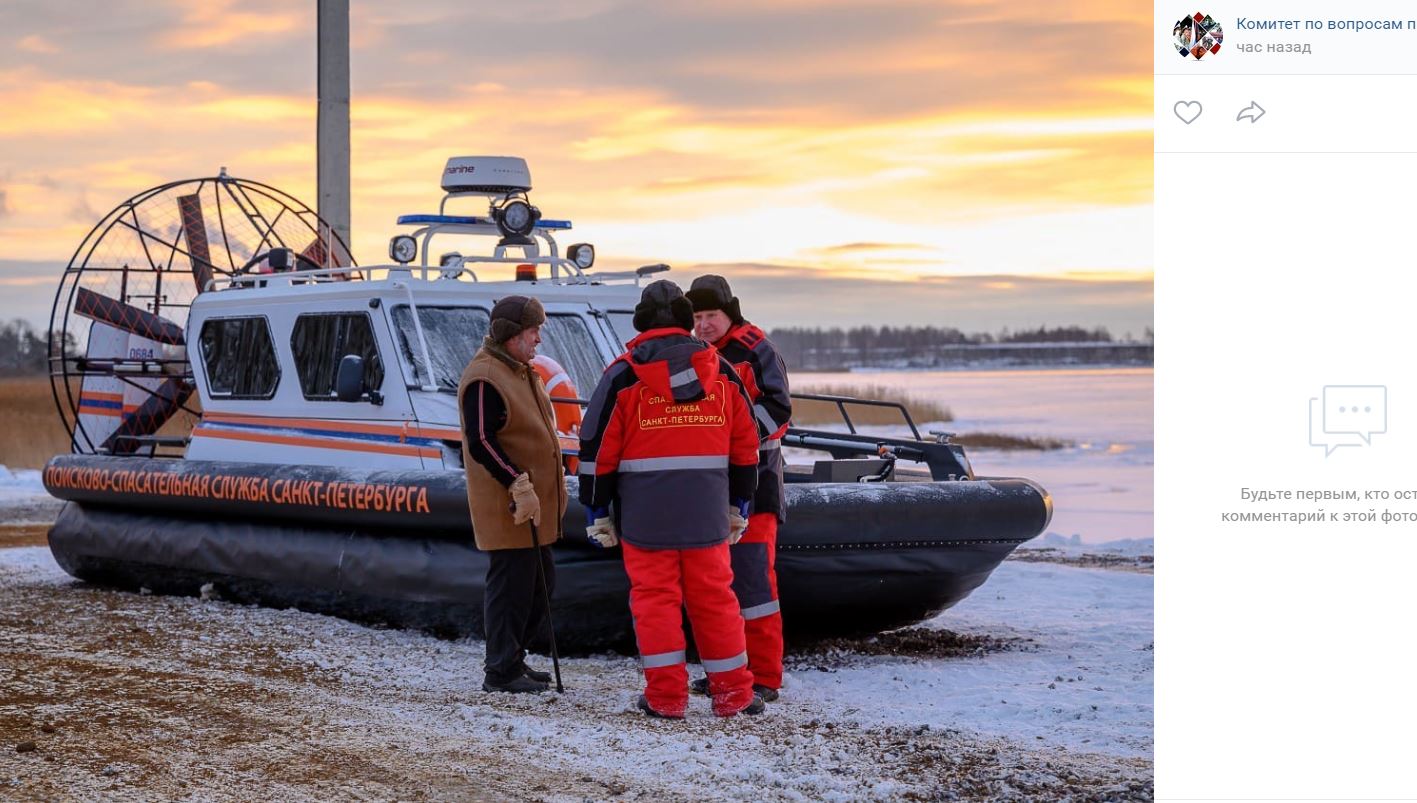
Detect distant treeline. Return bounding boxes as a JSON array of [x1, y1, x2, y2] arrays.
[[0, 319, 55, 377], [767, 325, 1153, 371]]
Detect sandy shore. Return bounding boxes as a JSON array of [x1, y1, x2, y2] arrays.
[[0, 542, 1151, 802]]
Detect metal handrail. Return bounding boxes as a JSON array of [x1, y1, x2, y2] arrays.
[[215, 264, 367, 290], [788, 391, 922, 440]]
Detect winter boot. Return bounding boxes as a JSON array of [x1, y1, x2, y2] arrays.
[[713, 692, 766, 717], [698, 677, 777, 702], [712, 688, 766, 717], [637, 694, 686, 720], [482, 674, 549, 694], [753, 684, 779, 703], [520, 664, 552, 683]]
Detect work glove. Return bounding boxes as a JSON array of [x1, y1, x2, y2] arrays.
[[585, 507, 619, 548], [728, 499, 750, 544], [509, 472, 542, 526]]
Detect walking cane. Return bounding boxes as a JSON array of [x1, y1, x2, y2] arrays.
[[529, 520, 564, 693]]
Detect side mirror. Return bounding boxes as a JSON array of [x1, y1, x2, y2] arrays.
[[335, 355, 366, 402]]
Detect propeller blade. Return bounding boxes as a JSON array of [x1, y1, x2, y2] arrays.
[[178, 194, 217, 292], [74, 287, 185, 346], [102, 378, 193, 455], [300, 226, 354, 280], [301, 234, 330, 268]]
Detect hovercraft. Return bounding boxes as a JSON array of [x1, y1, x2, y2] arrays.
[[43, 158, 1051, 651]]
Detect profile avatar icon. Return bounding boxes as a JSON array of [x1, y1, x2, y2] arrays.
[[1174, 12, 1223, 60]]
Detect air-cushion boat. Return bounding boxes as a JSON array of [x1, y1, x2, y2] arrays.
[[43, 158, 1051, 650]]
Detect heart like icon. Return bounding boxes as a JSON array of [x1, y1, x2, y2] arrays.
[[1174, 100, 1202, 124]]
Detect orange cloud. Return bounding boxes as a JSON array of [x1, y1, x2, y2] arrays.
[[153, 0, 307, 50], [0, 68, 155, 136], [17, 35, 59, 54], [0, 0, 1151, 295]]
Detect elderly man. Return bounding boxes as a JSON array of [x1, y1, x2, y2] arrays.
[[458, 295, 567, 694], [578, 280, 765, 718], [687, 274, 793, 702]]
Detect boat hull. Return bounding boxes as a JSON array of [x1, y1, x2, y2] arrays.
[[43, 455, 1049, 651]]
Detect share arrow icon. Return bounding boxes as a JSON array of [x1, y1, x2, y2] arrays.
[[1236, 101, 1266, 123]]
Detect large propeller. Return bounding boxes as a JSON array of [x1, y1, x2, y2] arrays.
[[72, 287, 191, 454], [51, 174, 354, 457], [74, 287, 185, 346]]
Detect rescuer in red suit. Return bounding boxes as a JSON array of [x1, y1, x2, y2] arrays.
[[687, 275, 793, 701], [578, 280, 766, 718]]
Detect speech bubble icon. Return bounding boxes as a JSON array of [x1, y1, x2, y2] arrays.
[[1322, 385, 1387, 444], [1309, 397, 1365, 456]]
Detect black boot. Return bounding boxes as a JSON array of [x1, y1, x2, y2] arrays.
[[738, 693, 767, 716], [637, 694, 685, 719], [695, 677, 777, 703], [521, 664, 552, 683], [482, 674, 549, 694]]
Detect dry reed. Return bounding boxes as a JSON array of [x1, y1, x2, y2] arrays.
[[0, 377, 72, 468], [0, 376, 202, 468]]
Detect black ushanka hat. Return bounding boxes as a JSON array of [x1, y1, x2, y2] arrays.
[[632, 280, 695, 332], [686, 274, 743, 325]]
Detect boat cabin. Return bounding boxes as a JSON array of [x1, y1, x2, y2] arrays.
[[184, 156, 651, 471]]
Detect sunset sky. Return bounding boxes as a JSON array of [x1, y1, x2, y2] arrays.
[[0, 0, 1151, 334]]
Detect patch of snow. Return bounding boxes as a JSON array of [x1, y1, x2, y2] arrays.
[[790, 561, 1153, 756], [1020, 532, 1155, 558], [0, 464, 48, 499], [0, 543, 68, 581]]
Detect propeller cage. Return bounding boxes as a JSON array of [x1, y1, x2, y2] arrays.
[[49, 175, 353, 456]]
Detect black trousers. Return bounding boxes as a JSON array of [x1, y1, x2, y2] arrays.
[[483, 545, 556, 683]]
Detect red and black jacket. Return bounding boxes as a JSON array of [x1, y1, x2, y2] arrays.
[[713, 322, 792, 521], [578, 328, 759, 549]]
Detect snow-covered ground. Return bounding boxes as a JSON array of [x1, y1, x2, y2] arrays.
[[796, 368, 1154, 545], [1, 546, 1151, 800], [0, 465, 46, 503], [793, 559, 1153, 757], [0, 465, 60, 527]]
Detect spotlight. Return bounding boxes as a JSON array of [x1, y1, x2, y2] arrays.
[[494, 199, 540, 245], [389, 235, 417, 264], [568, 243, 595, 270], [439, 252, 464, 279]]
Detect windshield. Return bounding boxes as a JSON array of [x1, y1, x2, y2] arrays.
[[606, 311, 636, 348], [391, 305, 609, 394], [391, 305, 489, 390]]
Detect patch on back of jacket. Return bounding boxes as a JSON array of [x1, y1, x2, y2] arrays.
[[637, 379, 728, 430]]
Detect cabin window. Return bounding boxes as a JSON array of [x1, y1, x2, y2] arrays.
[[539, 315, 605, 398], [290, 313, 385, 400], [391, 305, 490, 390], [199, 316, 279, 399]]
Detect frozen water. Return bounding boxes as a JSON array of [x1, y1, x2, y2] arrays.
[[795, 368, 1153, 544]]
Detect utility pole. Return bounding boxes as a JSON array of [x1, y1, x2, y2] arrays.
[[317, 0, 351, 251]]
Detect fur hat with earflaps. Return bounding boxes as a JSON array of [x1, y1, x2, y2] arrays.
[[488, 295, 546, 343], [686, 274, 743, 325], [632, 280, 695, 332]]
